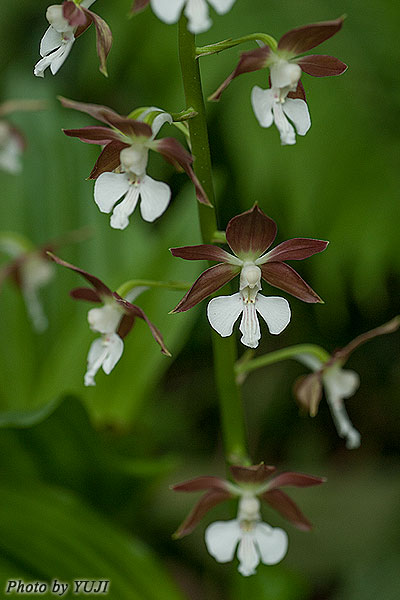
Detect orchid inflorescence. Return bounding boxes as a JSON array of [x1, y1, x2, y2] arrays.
[[0, 0, 397, 582]]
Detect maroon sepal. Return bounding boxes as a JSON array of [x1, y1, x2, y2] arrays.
[[293, 373, 323, 416], [170, 244, 234, 264], [58, 96, 122, 126], [297, 55, 347, 77], [63, 126, 121, 145], [155, 138, 210, 206], [70, 287, 102, 303], [115, 298, 171, 356], [103, 116, 152, 139], [47, 253, 112, 298], [260, 262, 323, 304], [262, 489, 312, 531], [278, 17, 345, 55], [287, 80, 306, 101], [171, 263, 240, 313], [130, 0, 150, 15], [267, 472, 326, 490], [209, 45, 271, 102], [226, 204, 277, 259], [63, 1, 87, 26], [333, 316, 400, 363], [264, 238, 328, 262], [89, 140, 129, 179], [230, 464, 276, 485], [173, 489, 232, 539], [117, 313, 135, 339], [81, 8, 112, 77], [172, 476, 230, 493]]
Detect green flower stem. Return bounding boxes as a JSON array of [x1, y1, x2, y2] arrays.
[[235, 344, 330, 379], [178, 16, 249, 466], [196, 33, 278, 58], [116, 280, 191, 298]]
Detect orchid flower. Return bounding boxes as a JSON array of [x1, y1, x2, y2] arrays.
[[131, 0, 237, 34], [0, 121, 24, 174], [60, 97, 210, 229], [172, 463, 325, 576], [34, 0, 112, 78], [171, 205, 328, 348], [210, 18, 347, 144], [49, 253, 170, 386], [294, 317, 399, 448]]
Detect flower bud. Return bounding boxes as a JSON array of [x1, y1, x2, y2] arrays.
[[46, 5, 70, 33]]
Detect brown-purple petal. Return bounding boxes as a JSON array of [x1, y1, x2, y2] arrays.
[[115, 298, 171, 356], [264, 238, 328, 262], [262, 489, 312, 531], [171, 263, 240, 313], [278, 17, 345, 55], [230, 464, 276, 485], [48, 253, 112, 297], [88, 140, 129, 179], [63, 1, 87, 26], [209, 45, 271, 102], [297, 55, 348, 77], [81, 8, 113, 77], [261, 262, 323, 303], [117, 313, 135, 339], [267, 472, 326, 490], [173, 489, 232, 538], [287, 80, 306, 101], [58, 96, 121, 125], [155, 138, 211, 206], [170, 244, 235, 264], [293, 373, 323, 417], [333, 316, 400, 363], [226, 205, 277, 259], [130, 0, 150, 15], [172, 476, 230, 493], [63, 126, 121, 145], [104, 116, 153, 139], [70, 287, 102, 303]]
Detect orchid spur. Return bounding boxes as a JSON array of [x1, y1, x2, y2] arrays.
[[294, 317, 400, 449], [49, 253, 170, 386], [131, 0, 237, 35], [171, 205, 328, 348], [172, 463, 325, 576], [60, 97, 209, 229], [210, 18, 347, 145], [34, 0, 112, 78]]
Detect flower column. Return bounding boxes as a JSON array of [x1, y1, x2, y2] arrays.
[[178, 15, 248, 466]]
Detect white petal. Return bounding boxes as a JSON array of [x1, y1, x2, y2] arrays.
[[272, 103, 296, 145], [22, 288, 48, 333], [94, 172, 130, 214], [270, 61, 301, 90], [138, 175, 171, 222], [88, 304, 122, 335], [40, 26, 63, 57], [255, 295, 291, 335], [205, 520, 241, 563], [207, 293, 243, 338], [49, 38, 75, 75], [150, 0, 185, 24], [208, 0, 236, 15], [254, 523, 288, 565], [102, 333, 124, 374], [0, 136, 22, 174], [137, 107, 173, 138], [237, 533, 260, 576], [124, 286, 148, 303], [251, 86, 274, 128], [84, 338, 108, 386], [283, 98, 311, 136], [80, 0, 97, 7], [185, 0, 212, 33], [110, 185, 140, 230], [239, 302, 261, 348], [324, 368, 360, 399]]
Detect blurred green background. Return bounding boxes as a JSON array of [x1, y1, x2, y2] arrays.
[[0, 0, 399, 598]]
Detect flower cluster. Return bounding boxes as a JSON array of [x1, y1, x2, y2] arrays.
[[60, 97, 209, 229], [34, 1, 112, 77], [211, 18, 347, 144], [171, 204, 327, 347], [294, 317, 400, 448], [49, 253, 170, 386], [173, 463, 325, 576], [131, 0, 237, 34]]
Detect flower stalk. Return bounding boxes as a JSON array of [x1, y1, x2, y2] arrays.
[[178, 15, 248, 466]]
